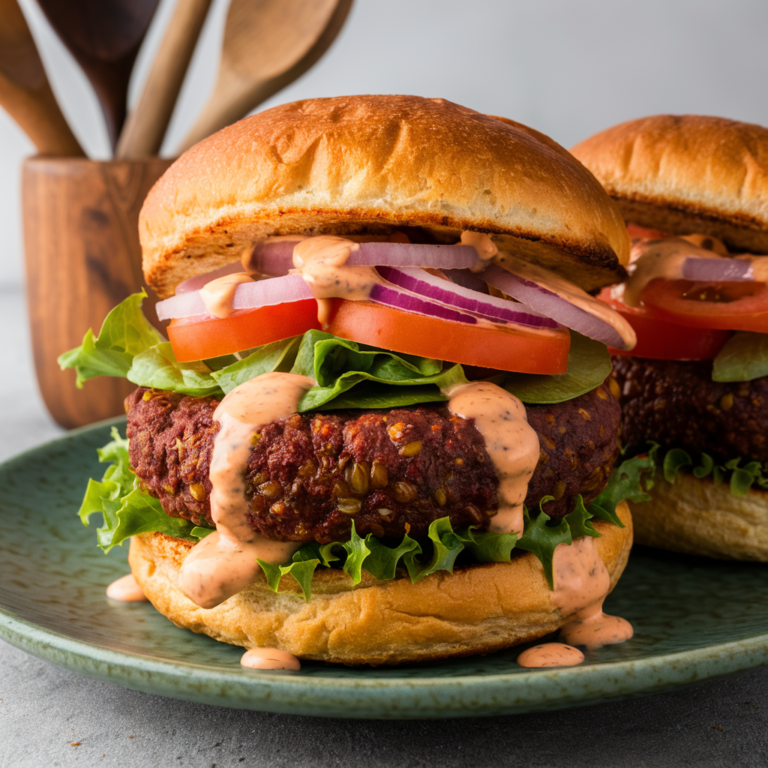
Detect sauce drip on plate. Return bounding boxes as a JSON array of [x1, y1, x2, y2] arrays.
[[241, 647, 301, 671], [517, 643, 584, 668], [552, 536, 633, 651], [106, 573, 148, 602]]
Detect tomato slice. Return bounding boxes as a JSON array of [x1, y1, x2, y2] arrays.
[[168, 299, 320, 362], [325, 299, 570, 374], [639, 279, 768, 333], [598, 288, 730, 360]]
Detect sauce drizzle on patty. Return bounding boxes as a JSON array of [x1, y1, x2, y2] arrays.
[[444, 380, 539, 537], [179, 372, 314, 609]]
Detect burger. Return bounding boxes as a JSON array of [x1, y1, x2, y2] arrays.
[[61, 95, 645, 666], [571, 114, 768, 561]]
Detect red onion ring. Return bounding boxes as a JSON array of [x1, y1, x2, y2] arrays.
[[377, 267, 557, 328], [481, 264, 634, 349], [156, 274, 312, 321], [175, 262, 244, 294], [681, 257, 755, 282], [158, 266, 560, 333], [243, 240, 480, 276]]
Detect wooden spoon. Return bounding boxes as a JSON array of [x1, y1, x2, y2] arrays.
[[116, 0, 213, 159], [177, 0, 353, 154], [0, 0, 84, 155], [35, 0, 160, 151]]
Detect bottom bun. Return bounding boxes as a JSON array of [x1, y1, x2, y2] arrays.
[[129, 502, 632, 666], [631, 474, 768, 561]]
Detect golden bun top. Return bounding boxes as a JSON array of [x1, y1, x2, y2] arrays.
[[571, 114, 768, 253], [139, 95, 630, 298]]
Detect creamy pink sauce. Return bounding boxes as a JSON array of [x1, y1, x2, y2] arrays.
[[292, 236, 379, 326], [551, 537, 633, 651], [461, 230, 499, 263], [179, 372, 314, 609], [620, 233, 768, 307], [199, 273, 254, 318], [240, 647, 301, 670], [106, 573, 148, 602], [444, 381, 538, 538], [559, 610, 633, 649], [517, 643, 585, 668]]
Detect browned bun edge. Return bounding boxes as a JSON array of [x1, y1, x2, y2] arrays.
[[631, 474, 768, 561], [571, 114, 768, 253], [139, 95, 630, 299], [129, 502, 632, 666]]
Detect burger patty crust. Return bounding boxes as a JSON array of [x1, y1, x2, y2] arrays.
[[126, 382, 620, 544], [613, 355, 768, 465]]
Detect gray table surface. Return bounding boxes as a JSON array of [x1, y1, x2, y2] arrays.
[[2, 285, 768, 767]]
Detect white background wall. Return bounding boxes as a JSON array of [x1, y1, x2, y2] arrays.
[[2, 0, 767, 288]]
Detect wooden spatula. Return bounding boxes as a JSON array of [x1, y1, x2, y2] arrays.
[[116, 0, 213, 159], [35, 0, 160, 151], [176, 0, 353, 154], [0, 0, 83, 155]]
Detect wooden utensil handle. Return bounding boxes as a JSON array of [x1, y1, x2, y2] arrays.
[[22, 157, 172, 429], [0, 0, 84, 155], [0, 74, 84, 155], [117, 0, 213, 158]]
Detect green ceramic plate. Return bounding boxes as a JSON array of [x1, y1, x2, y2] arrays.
[[2, 419, 768, 719]]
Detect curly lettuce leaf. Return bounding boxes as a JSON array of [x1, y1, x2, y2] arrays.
[[586, 452, 656, 526], [59, 291, 165, 387], [258, 445, 650, 599], [503, 332, 612, 405], [78, 428, 209, 551], [647, 442, 768, 497], [82, 429, 649, 598], [713, 332, 768, 383], [516, 498, 601, 588]]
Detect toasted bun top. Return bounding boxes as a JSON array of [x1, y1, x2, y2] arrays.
[[140, 95, 630, 298], [571, 115, 768, 253]]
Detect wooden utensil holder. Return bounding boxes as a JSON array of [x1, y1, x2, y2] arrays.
[[22, 156, 173, 429]]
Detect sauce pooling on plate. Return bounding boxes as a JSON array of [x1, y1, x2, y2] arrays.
[[515, 537, 633, 669], [179, 372, 314, 609], [517, 643, 584, 668], [106, 573, 148, 602], [240, 647, 301, 671]]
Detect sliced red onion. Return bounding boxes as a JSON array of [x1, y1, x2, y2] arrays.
[[369, 283, 478, 324], [681, 257, 755, 282], [482, 264, 633, 349], [244, 240, 480, 276], [377, 267, 557, 329], [156, 273, 313, 321], [174, 262, 244, 294]]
